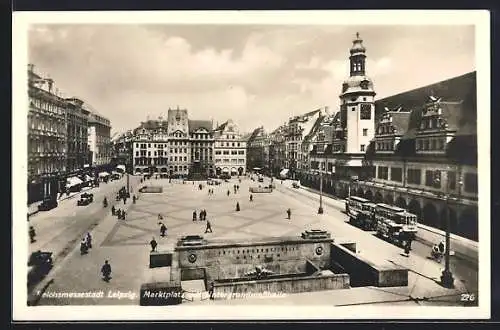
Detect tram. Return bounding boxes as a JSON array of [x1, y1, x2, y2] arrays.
[[374, 203, 418, 243], [345, 196, 377, 230]]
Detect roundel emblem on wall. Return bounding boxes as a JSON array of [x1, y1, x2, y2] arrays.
[[315, 246, 324, 256], [188, 253, 197, 263]]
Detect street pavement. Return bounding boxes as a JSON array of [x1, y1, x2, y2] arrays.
[[32, 176, 478, 307]]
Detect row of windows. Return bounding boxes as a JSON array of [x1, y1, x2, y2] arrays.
[[215, 150, 245, 155], [29, 98, 65, 116], [190, 134, 212, 140], [216, 141, 243, 147], [378, 166, 478, 193], [215, 159, 245, 164], [376, 141, 393, 151], [416, 138, 445, 151], [420, 116, 445, 130], [28, 159, 66, 176], [29, 117, 66, 134], [29, 140, 66, 154], [136, 141, 190, 148]]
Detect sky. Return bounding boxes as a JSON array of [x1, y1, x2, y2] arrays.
[[28, 24, 475, 135]]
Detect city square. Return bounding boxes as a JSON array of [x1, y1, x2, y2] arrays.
[[30, 175, 477, 306]]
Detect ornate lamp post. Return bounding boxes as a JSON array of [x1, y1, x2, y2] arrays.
[[318, 144, 327, 214]]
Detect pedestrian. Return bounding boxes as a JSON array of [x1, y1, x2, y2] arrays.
[[133, 195, 136, 204], [29, 226, 36, 243], [80, 238, 88, 255], [111, 205, 116, 216], [101, 260, 112, 282], [227, 190, 230, 197], [205, 220, 213, 233], [203, 209, 207, 220], [199, 210, 203, 221], [150, 237, 158, 252], [122, 211, 127, 220], [193, 210, 197, 221], [209, 281, 215, 300], [404, 236, 412, 256], [160, 223, 167, 237], [86, 232, 92, 249], [236, 202, 240, 212], [287, 208, 291, 220], [249, 194, 253, 202], [123, 196, 126, 205]]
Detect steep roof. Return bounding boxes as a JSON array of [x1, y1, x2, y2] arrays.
[[214, 121, 228, 132], [303, 115, 325, 143], [188, 120, 212, 133]]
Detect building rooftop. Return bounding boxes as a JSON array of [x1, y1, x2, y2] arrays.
[[188, 120, 213, 133]]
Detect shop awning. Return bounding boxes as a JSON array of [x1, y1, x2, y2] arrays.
[[280, 169, 290, 176], [66, 176, 83, 187], [344, 159, 363, 167], [99, 172, 110, 178], [253, 167, 262, 171]]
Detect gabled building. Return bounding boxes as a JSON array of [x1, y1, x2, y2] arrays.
[[131, 117, 169, 175], [213, 119, 247, 176], [268, 124, 287, 176], [188, 119, 214, 178], [355, 82, 478, 241], [246, 126, 270, 174]]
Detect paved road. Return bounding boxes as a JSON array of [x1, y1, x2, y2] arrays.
[[28, 175, 142, 293], [32, 176, 478, 307]]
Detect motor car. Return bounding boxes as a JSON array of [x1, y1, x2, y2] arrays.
[[220, 174, 231, 180], [37, 198, 58, 211], [28, 251, 53, 286], [81, 192, 94, 202], [292, 182, 300, 189], [77, 196, 93, 206]]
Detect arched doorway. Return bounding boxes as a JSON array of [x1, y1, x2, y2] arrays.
[[458, 207, 478, 241], [384, 193, 394, 206], [374, 191, 383, 203], [231, 167, 238, 176], [135, 168, 141, 174], [395, 196, 407, 209], [423, 203, 439, 228], [356, 188, 364, 198], [216, 167, 221, 176], [238, 167, 244, 176], [439, 207, 457, 232], [408, 199, 422, 220], [365, 190, 374, 201]]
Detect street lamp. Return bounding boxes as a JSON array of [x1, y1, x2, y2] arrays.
[[318, 144, 327, 214], [435, 169, 462, 288]]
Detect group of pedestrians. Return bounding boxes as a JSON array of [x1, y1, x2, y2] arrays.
[[193, 209, 208, 221], [111, 205, 127, 220], [80, 232, 93, 255], [207, 189, 215, 195]]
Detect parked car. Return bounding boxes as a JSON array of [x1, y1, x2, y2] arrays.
[[81, 192, 94, 202], [292, 182, 300, 189], [38, 198, 58, 211], [77, 196, 93, 206], [28, 251, 53, 286]]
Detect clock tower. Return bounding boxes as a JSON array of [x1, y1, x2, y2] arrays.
[[339, 33, 376, 155]]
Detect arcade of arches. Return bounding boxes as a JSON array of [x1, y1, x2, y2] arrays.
[[299, 174, 478, 241]]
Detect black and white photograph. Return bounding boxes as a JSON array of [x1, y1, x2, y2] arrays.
[[12, 10, 490, 320]]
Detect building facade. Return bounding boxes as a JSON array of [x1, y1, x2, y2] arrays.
[[268, 124, 287, 176], [111, 130, 134, 172], [188, 120, 214, 178], [27, 64, 67, 203], [167, 108, 191, 177], [132, 118, 169, 175], [65, 97, 90, 174], [246, 126, 270, 173], [356, 72, 478, 241], [213, 119, 247, 176], [87, 111, 112, 167]]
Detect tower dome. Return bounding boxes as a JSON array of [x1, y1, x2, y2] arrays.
[[340, 32, 375, 97], [350, 32, 366, 55]]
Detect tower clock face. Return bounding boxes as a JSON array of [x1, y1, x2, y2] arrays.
[[360, 103, 371, 119]]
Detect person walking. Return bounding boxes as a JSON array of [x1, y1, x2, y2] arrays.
[[205, 220, 213, 233], [150, 237, 158, 252], [111, 205, 116, 216], [203, 209, 207, 221], [209, 281, 215, 300], [160, 223, 167, 237], [199, 210, 203, 221], [286, 208, 291, 220], [249, 194, 253, 202], [86, 232, 92, 249], [29, 226, 36, 243], [236, 202, 240, 211], [227, 190, 230, 197], [193, 210, 197, 222], [101, 260, 112, 282]]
